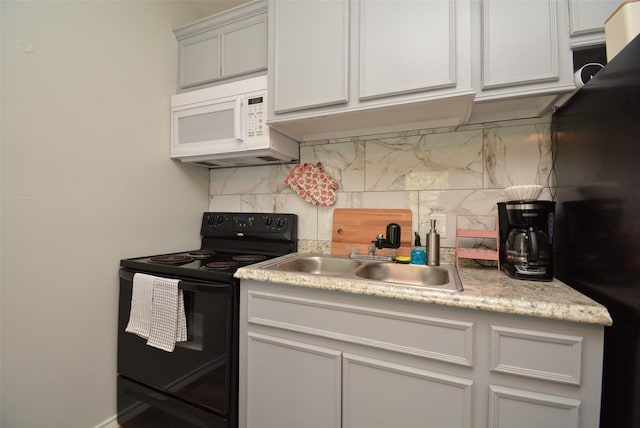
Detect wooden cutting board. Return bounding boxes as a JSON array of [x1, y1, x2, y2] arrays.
[[331, 208, 413, 257]]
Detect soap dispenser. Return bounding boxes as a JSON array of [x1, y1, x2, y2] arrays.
[[427, 219, 440, 266], [411, 232, 426, 265]]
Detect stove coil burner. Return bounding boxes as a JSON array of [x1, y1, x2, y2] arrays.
[[232, 255, 267, 263], [188, 249, 216, 259], [203, 261, 239, 270], [150, 255, 193, 264]]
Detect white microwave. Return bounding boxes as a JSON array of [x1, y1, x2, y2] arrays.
[[170, 76, 299, 168]]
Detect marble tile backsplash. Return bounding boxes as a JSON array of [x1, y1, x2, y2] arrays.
[[209, 115, 554, 250]]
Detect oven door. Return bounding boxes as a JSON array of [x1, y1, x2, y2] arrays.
[[118, 376, 227, 428], [117, 269, 238, 426]]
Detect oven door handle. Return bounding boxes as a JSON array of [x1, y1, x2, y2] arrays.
[[179, 280, 231, 293], [120, 270, 232, 293]]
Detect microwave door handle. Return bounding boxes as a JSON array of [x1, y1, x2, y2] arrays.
[[234, 97, 244, 142]]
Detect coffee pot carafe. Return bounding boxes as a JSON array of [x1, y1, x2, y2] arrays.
[[505, 227, 551, 266], [498, 201, 555, 281]]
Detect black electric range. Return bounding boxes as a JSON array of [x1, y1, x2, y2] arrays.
[[117, 212, 297, 428], [120, 212, 297, 280]]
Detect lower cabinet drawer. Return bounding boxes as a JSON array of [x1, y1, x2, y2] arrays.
[[246, 289, 474, 366], [490, 325, 583, 384], [488, 384, 581, 428]]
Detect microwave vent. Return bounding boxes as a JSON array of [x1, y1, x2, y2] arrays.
[[195, 161, 223, 167], [188, 157, 296, 169]]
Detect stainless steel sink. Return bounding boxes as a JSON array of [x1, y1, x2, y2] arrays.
[[264, 254, 462, 292], [270, 256, 362, 276], [355, 262, 457, 288]]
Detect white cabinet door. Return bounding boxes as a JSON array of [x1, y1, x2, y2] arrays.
[[568, 0, 619, 48], [488, 385, 581, 428], [569, 0, 619, 36], [271, 0, 349, 113], [221, 14, 268, 79], [359, 0, 456, 100], [246, 333, 342, 428], [482, 0, 561, 90], [179, 31, 221, 89], [470, 0, 574, 122], [175, 1, 268, 91], [343, 353, 473, 428]]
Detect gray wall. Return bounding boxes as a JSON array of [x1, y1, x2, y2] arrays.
[[0, 2, 210, 427]]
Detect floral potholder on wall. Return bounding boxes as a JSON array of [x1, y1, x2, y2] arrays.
[[285, 163, 339, 206]]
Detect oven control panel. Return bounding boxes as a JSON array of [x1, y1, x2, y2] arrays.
[[201, 212, 297, 241]]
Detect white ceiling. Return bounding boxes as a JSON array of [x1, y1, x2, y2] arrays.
[[186, 0, 252, 18]]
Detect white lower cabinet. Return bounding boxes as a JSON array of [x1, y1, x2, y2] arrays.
[[342, 353, 473, 428], [246, 333, 473, 428], [488, 385, 581, 428], [246, 333, 342, 428], [239, 280, 604, 428]]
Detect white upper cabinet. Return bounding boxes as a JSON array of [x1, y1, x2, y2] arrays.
[[174, 0, 268, 91], [268, 0, 475, 141], [271, 0, 349, 113], [358, 0, 457, 100], [481, 0, 562, 90], [568, 0, 620, 48], [469, 0, 574, 123], [221, 15, 268, 78], [179, 31, 221, 88], [265, 0, 609, 138]]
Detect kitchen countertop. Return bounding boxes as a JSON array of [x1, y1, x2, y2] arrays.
[[235, 252, 612, 326]]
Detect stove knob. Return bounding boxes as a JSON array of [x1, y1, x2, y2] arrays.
[[277, 218, 285, 228], [207, 216, 215, 225], [216, 215, 225, 224], [265, 216, 273, 226]]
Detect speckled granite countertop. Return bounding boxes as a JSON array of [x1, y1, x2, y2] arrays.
[[235, 252, 612, 326]]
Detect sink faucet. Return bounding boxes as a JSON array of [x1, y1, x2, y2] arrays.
[[348, 223, 401, 262], [368, 240, 378, 256], [351, 243, 393, 262]]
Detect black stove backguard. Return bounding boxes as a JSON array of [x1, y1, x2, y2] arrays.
[[119, 213, 297, 281], [117, 212, 297, 428], [201, 212, 297, 255]]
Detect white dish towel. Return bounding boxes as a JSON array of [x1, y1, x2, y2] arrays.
[[125, 273, 187, 352]]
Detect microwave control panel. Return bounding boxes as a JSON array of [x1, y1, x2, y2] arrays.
[[246, 95, 266, 139]]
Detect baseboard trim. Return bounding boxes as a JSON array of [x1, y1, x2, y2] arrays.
[[93, 414, 120, 428]]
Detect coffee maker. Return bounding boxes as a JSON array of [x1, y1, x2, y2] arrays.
[[497, 201, 555, 281]]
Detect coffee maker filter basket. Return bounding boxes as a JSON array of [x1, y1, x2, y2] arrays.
[[504, 185, 543, 201]]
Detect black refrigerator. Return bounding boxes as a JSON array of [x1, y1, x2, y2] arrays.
[[553, 34, 640, 428]]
